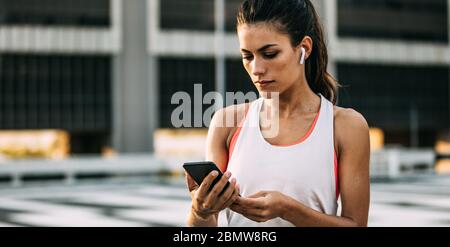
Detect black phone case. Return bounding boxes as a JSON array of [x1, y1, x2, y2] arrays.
[[183, 161, 229, 191]]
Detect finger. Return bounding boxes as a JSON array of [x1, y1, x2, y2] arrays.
[[214, 177, 236, 209], [242, 214, 266, 223], [197, 170, 219, 198], [235, 197, 264, 209], [230, 206, 266, 223], [223, 187, 240, 209], [218, 178, 239, 209], [185, 172, 198, 191], [236, 183, 241, 196], [230, 204, 263, 218], [230, 205, 266, 222], [204, 171, 232, 207]]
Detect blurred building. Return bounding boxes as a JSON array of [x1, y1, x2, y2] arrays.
[[0, 0, 118, 153], [0, 0, 449, 154], [335, 0, 450, 147]]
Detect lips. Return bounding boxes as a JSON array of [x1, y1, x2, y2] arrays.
[[255, 80, 275, 85]]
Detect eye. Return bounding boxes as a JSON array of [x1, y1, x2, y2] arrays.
[[263, 52, 278, 59], [242, 54, 254, 61]]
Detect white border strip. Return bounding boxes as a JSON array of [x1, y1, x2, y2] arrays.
[[334, 39, 450, 65]]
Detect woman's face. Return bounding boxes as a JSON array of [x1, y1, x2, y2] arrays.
[[237, 22, 303, 95]]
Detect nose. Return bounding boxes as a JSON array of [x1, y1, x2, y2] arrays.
[[250, 58, 266, 77]]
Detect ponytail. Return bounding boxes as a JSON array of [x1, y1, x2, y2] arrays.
[[304, 0, 339, 104]]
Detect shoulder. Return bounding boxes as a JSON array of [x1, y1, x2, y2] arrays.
[[333, 106, 370, 154], [213, 103, 251, 124], [210, 102, 251, 129], [209, 102, 252, 148], [334, 106, 369, 131]]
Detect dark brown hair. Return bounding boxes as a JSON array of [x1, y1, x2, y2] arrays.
[[237, 0, 339, 104]]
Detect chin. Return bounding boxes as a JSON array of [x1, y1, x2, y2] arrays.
[[258, 90, 279, 99]]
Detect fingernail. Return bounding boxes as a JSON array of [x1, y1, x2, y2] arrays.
[[225, 172, 232, 178], [212, 171, 219, 177], [231, 178, 236, 184]]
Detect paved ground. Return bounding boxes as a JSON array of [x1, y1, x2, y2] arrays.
[[0, 175, 449, 227], [369, 175, 450, 227]]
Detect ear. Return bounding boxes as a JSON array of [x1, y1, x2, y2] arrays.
[[297, 36, 313, 64]]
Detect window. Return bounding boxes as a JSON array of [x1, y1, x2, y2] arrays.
[[337, 63, 449, 146], [225, 0, 242, 32], [159, 57, 216, 128], [160, 0, 214, 31], [0, 54, 112, 131], [338, 0, 449, 43], [226, 58, 258, 103], [0, 0, 110, 27], [160, 0, 244, 32]]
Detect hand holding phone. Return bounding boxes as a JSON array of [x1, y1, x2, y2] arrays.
[[183, 161, 230, 191], [184, 161, 240, 225]]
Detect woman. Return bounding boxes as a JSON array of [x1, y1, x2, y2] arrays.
[[186, 0, 370, 227]]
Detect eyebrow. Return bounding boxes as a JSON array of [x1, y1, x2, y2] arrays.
[[241, 44, 278, 53]]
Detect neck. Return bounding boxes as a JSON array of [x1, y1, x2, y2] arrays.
[[263, 79, 321, 119]]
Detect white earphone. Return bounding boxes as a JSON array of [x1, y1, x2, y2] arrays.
[[300, 47, 306, 65]]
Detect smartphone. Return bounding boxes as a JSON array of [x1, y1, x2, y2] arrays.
[[183, 161, 230, 192]]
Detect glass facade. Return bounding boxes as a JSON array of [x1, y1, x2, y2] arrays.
[[0, 0, 110, 27], [0, 54, 112, 153], [337, 63, 449, 146], [160, 0, 242, 32], [158, 57, 216, 128], [338, 0, 449, 43], [160, 0, 214, 31], [226, 58, 258, 101], [225, 0, 243, 32]]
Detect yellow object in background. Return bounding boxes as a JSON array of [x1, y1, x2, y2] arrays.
[[154, 129, 208, 158], [155, 128, 386, 155], [102, 146, 117, 158], [0, 130, 69, 160], [435, 160, 450, 174], [369, 128, 384, 152], [435, 139, 450, 174], [435, 140, 450, 155]]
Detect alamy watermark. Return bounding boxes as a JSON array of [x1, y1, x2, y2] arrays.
[[171, 84, 280, 138]]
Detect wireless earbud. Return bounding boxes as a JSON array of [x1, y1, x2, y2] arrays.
[[300, 47, 306, 65]]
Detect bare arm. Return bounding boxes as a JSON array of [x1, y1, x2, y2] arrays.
[[187, 105, 246, 227]]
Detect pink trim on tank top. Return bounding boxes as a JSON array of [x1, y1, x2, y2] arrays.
[[334, 150, 340, 199], [269, 110, 321, 147], [228, 106, 250, 162], [228, 104, 320, 162]]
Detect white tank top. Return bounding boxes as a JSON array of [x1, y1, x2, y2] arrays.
[[219, 94, 338, 227]]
